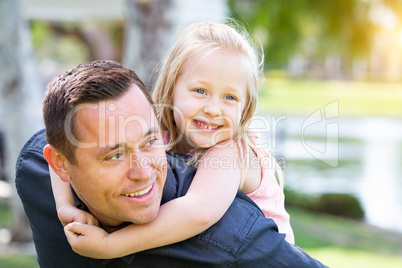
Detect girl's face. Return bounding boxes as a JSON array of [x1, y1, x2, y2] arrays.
[[172, 48, 249, 151]]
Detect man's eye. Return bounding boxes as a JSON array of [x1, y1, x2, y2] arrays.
[[108, 152, 124, 161], [225, 95, 237, 101], [145, 137, 157, 147], [195, 88, 206, 94]]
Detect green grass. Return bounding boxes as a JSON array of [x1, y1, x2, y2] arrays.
[[258, 77, 402, 118], [0, 255, 38, 268], [306, 248, 402, 268], [0, 201, 38, 267], [289, 207, 402, 268]]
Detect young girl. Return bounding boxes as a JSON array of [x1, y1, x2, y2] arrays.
[[53, 21, 294, 259]]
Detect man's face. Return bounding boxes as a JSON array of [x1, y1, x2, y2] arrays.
[[65, 85, 167, 228]]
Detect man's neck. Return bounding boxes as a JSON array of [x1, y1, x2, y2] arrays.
[[101, 221, 128, 233]]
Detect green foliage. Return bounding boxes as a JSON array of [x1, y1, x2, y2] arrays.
[[0, 201, 12, 227], [285, 189, 365, 219], [30, 22, 92, 70], [284, 188, 316, 210], [229, 0, 308, 68], [309, 193, 365, 219], [228, 0, 396, 70]]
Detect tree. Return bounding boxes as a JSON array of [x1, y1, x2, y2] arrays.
[[123, 0, 175, 90], [0, 0, 43, 241]]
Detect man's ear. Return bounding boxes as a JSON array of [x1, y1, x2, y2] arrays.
[[43, 144, 71, 182]]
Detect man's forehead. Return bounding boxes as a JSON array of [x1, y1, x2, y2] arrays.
[[76, 86, 154, 120], [73, 86, 160, 147]]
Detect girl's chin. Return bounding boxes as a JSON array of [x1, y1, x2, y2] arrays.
[[190, 134, 232, 148], [190, 138, 219, 149]]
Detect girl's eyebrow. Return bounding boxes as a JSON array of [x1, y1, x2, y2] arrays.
[[228, 87, 242, 94], [192, 80, 243, 94]]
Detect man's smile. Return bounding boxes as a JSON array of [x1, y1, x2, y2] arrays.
[[122, 183, 154, 198]]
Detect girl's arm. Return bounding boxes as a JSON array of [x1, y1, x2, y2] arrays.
[[49, 167, 99, 227], [64, 139, 243, 259]]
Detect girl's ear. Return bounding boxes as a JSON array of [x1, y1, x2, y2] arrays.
[[43, 144, 71, 182]]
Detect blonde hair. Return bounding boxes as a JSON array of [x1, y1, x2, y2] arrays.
[[152, 20, 283, 188]]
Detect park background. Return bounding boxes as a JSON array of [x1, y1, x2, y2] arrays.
[[0, 0, 402, 267]]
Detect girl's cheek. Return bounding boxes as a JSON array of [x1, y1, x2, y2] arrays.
[[173, 111, 184, 128]]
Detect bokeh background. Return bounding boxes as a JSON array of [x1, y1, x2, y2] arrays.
[[0, 0, 401, 267]]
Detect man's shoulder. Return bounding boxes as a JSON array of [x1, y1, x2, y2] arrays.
[[18, 129, 47, 156], [15, 129, 47, 179], [162, 153, 196, 203], [15, 129, 48, 187], [166, 153, 195, 175]]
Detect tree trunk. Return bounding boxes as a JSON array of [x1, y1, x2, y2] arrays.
[[0, 0, 44, 242], [123, 0, 175, 91], [123, 0, 227, 91]]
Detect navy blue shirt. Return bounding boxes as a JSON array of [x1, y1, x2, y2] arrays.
[[16, 129, 327, 267]]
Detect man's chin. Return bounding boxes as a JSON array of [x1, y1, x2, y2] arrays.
[[128, 207, 160, 225]]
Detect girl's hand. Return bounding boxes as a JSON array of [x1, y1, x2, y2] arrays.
[[64, 222, 112, 259], [58, 205, 99, 227]]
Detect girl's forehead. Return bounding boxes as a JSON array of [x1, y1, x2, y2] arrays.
[[182, 48, 248, 76], [190, 47, 243, 62]]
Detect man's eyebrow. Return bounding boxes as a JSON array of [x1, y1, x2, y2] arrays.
[[144, 128, 160, 137], [98, 128, 160, 154], [98, 143, 123, 156]]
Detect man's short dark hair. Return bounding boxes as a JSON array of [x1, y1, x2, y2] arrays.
[[43, 60, 153, 164]]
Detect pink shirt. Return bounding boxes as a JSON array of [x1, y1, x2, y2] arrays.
[[247, 144, 294, 243]]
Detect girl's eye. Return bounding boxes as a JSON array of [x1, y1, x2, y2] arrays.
[[225, 95, 237, 101], [195, 88, 206, 94]]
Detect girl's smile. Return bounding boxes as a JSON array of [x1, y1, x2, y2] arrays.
[[193, 119, 223, 132]]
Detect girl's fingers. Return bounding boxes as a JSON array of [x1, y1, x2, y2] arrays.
[[65, 222, 86, 236], [87, 216, 100, 226]]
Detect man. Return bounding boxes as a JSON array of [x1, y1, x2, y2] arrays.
[[16, 60, 326, 267]]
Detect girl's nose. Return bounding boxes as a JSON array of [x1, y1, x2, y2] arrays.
[[203, 99, 222, 118]]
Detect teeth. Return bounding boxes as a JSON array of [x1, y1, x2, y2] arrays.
[[198, 121, 219, 130], [124, 185, 152, 197]]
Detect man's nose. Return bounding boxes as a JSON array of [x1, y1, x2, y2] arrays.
[[203, 98, 222, 118], [127, 152, 152, 180]]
